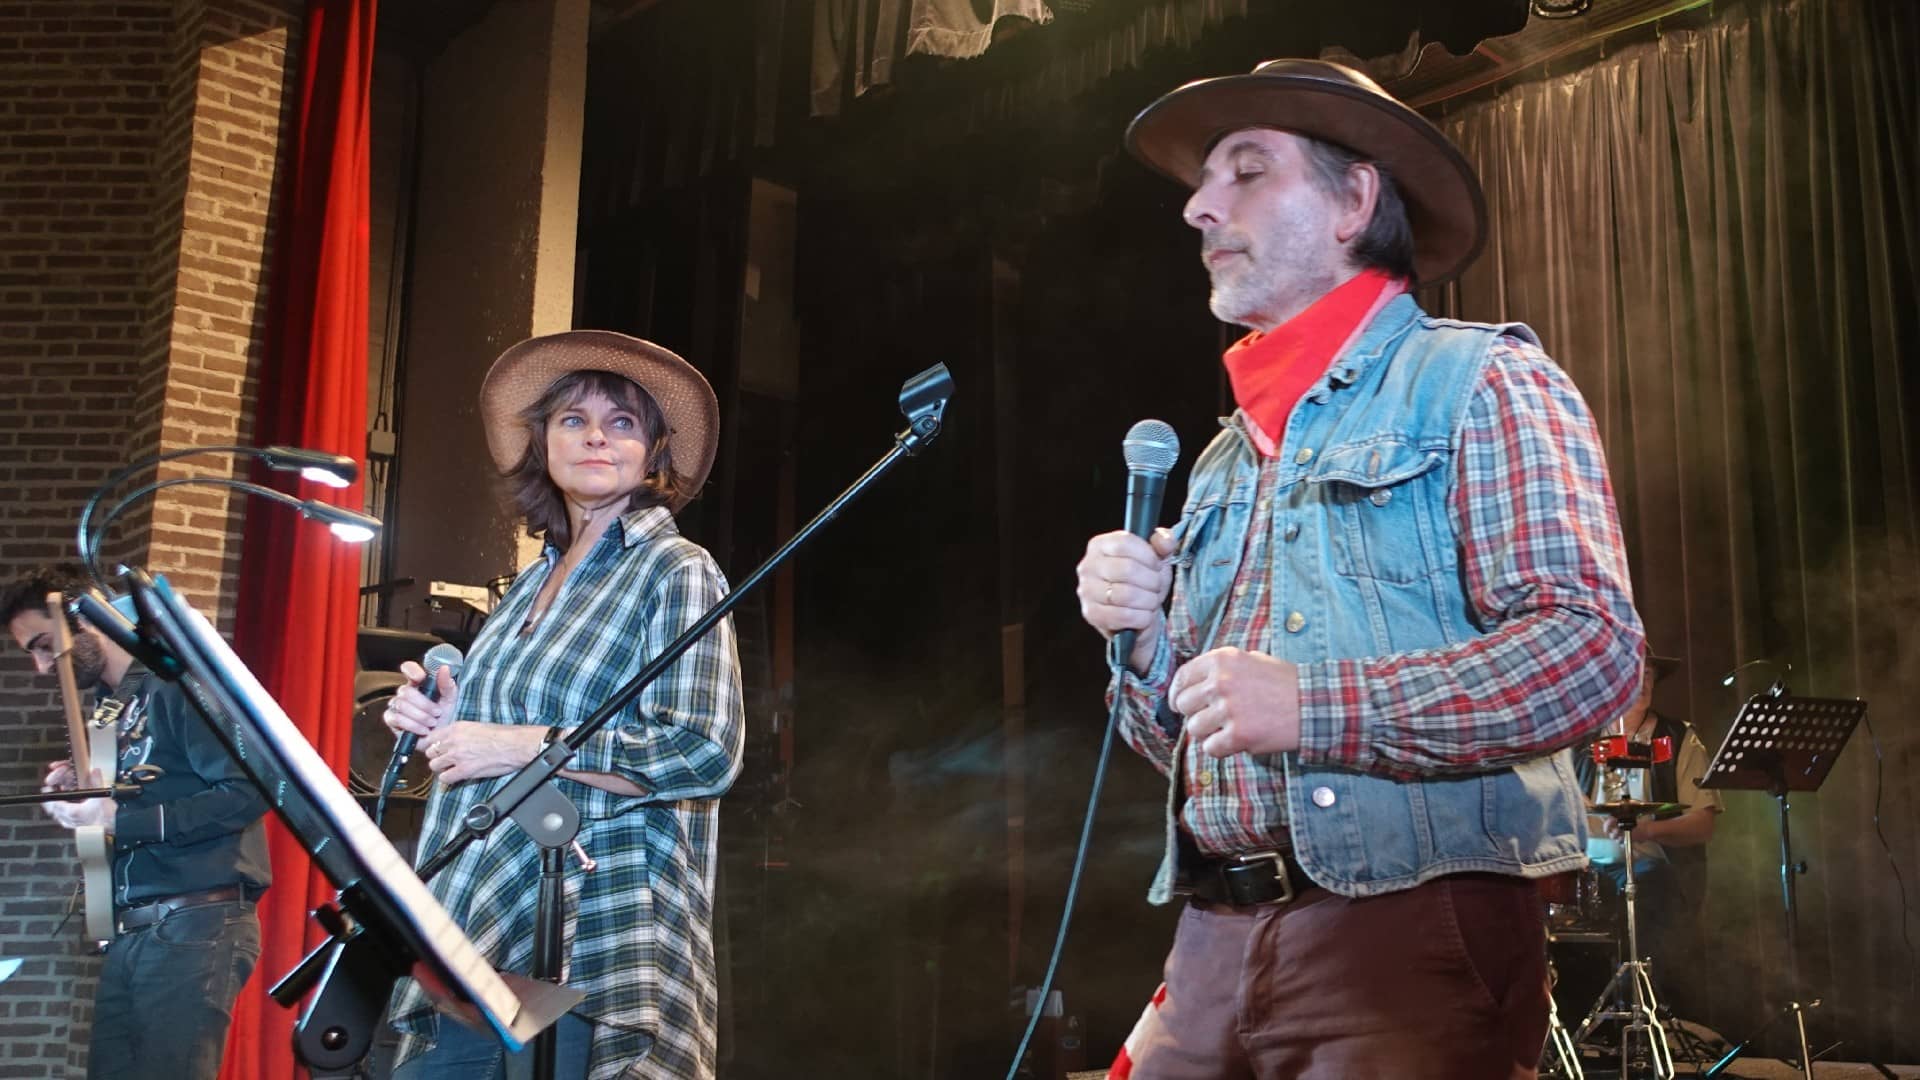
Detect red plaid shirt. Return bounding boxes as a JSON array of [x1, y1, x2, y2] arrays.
[[1116, 335, 1643, 857]]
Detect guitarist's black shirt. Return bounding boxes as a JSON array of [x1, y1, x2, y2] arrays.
[[99, 663, 271, 908]]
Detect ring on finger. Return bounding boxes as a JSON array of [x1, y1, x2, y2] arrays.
[[1104, 582, 1115, 605]]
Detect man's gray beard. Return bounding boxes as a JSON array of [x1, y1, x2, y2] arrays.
[[1206, 249, 1291, 329], [1208, 278, 1268, 329]]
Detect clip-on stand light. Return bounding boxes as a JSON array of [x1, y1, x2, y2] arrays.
[[63, 443, 585, 1077]]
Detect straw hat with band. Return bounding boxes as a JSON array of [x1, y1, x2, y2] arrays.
[[479, 330, 719, 514], [1125, 58, 1487, 287]]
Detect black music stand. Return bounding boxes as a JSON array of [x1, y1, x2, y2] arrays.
[[123, 570, 580, 1078], [1697, 691, 1868, 1080]]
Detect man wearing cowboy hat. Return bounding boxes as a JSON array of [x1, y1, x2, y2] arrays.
[[1077, 60, 1645, 1077]]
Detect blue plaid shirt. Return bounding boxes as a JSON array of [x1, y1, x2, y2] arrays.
[[389, 505, 744, 1079]]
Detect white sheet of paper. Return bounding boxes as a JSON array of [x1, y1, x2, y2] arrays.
[[159, 589, 526, 1041]]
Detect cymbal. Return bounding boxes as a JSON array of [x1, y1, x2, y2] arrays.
[[1590, 799, 1689, 819]]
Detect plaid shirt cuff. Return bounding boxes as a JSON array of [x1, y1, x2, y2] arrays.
[[1294, 657, 1387, 773], [1110, 629, 1180, 770]]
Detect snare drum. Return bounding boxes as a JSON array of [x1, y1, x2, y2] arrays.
[[1538, 866, 1612, 931]]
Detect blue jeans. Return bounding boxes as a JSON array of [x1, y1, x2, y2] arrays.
[[89, 898, 260, 1080], [392, 1011, 598, 1080]]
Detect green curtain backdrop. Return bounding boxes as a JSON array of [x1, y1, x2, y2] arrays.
[[1431, 0, 1919, 1060]]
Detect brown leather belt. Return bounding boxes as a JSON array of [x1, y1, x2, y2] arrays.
[[115, 885, 247, 934], [1185, 850, 1316, 906]]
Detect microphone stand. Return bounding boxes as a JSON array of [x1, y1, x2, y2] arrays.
[[0, 783, 145, 811], [348, 364, 953, 1077], [0, 785, 146, 944]]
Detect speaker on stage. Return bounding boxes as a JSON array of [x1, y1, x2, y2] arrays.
[[348, 627, 445, 801]]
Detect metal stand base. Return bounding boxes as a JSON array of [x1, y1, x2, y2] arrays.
[[1572, 958, 1675, 1079], [1573, 812, 1671, 1079], [1543, 983, 1586, 1079]]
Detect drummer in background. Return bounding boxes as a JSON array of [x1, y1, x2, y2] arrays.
[[1575, 654, 1724, 1003]]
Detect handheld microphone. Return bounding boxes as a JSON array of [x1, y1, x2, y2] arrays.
[[378, 643, 463, 805], [1113, 419, 1180, 668]]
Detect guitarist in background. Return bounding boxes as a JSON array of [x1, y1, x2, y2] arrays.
[[1, 565, 270, 1080]]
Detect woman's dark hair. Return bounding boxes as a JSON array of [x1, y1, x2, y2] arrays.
[[1299, 136, 1419, 285], [504, 369, 679, 552]]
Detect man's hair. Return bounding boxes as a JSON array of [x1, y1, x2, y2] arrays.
[[1298, 137, 1418, 284], [503, 369, 681, 553], [0, 563, 94, 631]]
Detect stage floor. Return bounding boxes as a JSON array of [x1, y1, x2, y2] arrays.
[[1590, 1066, 1919, 1078], [1069, 1060, 1920, 1078]]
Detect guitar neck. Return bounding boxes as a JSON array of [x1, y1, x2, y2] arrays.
[[45, 592, 94, 778]]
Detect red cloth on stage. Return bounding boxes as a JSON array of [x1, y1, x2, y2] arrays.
[[224, 2, 377, 1078]]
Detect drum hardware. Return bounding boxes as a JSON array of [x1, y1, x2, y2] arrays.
[[1570, 798, 1687, 1079], [1591, 733, 1672, 771], [1541, 920, 1586, 1079]]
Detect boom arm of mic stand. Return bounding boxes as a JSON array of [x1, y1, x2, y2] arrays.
[[416, 419, 942, 885], [0, 783, 145, 809]]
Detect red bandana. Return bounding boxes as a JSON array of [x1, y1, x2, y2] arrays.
[[1221, 268, 1404, 456]]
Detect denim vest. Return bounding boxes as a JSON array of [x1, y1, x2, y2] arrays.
[[1157, 293, 1589, 900]]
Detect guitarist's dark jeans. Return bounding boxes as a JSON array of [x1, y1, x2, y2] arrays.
[[88, 898, 260, 1080]]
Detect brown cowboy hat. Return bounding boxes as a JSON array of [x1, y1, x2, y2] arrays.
[[479, 330, 719, 513], [1125, 58, 1487, 287]]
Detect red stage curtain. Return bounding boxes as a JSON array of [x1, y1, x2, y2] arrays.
[[226, 1, 377, 1077]]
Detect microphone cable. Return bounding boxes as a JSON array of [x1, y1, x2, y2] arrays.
[[1005, 419, 1178, 1079], [1003, 658, 1127, 1080], [1859, 711, 1916, 992], [373, 728, 404, 827]]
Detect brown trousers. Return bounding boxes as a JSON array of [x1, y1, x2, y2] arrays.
[[1124, 873, 1549, 1080]]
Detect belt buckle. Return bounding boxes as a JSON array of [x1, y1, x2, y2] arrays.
[[1234, 850, 1295, 905]]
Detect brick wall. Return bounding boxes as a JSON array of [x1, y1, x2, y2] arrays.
[[0, 1, 301, 1073], [145, 0, 305, 622]]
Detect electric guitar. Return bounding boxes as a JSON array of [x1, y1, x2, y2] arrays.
[[47, 592, 117, 942]]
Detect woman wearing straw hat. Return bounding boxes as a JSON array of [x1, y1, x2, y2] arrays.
[[382, 331, 744, 1080]]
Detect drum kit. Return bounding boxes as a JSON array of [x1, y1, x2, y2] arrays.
[[1541, 672, 1871, 1080], [1539, 782, 1692, 1078]]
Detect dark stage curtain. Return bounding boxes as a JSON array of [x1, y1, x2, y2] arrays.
[[226, 0, 377, 1077], [1431, 0, 1919, 1058]]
